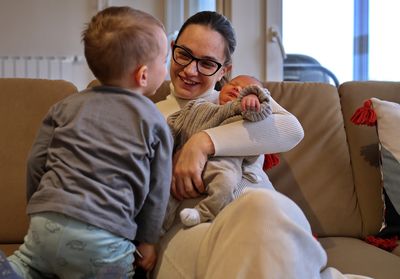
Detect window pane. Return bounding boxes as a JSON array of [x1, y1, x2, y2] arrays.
[[188, 0, 216, 15], [283, 0, 354, 83], [369, 0, 400, 81]]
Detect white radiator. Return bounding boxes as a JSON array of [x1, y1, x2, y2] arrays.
[[0, 55, 91, 90], [0, 55, 83, 79]]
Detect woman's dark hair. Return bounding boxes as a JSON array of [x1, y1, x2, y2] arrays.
[[175, 11, 236, 65]]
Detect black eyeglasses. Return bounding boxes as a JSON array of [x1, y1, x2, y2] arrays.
[[172, 45, 223, 76]]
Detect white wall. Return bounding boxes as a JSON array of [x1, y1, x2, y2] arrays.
[[0, 0, 163, 56], [0, 0, 90, 56], [0, 0, 93, 89]]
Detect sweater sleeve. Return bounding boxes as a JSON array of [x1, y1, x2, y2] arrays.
[[205, 96, 304, 157], [26, 107, 56, 201], [167, 99, 241, 149], [134, 122, 173, 243]]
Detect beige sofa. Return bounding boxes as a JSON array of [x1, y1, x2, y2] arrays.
[[1, 78, 399, 278]]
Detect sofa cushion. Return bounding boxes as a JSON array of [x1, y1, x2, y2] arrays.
[[351, 98, 400, 238], [340, 81, 400, 237], [371, 98, 400, 237], [0, 78, 77, 249], [319, 236, 400, 279], [393, 242, 400, 256], [264, 82, 362, 237]]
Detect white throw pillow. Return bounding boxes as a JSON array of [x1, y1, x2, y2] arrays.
[[370, 98, 400, 237]]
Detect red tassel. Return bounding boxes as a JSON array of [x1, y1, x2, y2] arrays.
[[365, 235, 399, 252], [263, 153, 280, 170], [350, 99, 377, 126]]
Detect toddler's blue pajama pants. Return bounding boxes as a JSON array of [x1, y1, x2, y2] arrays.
[[8, 212, 135, 279]]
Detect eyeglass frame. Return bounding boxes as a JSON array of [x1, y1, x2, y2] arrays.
[[172, 44, 223, 76]]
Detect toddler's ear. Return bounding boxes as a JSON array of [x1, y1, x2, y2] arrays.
[[134, 65, 148, 87]]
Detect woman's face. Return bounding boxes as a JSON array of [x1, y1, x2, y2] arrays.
[[170, 24, 231, 99]]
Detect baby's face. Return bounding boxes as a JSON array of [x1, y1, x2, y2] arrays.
[[219, 75, 260, 105]]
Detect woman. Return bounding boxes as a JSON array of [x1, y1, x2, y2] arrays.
[[153, 11, 354, 279]]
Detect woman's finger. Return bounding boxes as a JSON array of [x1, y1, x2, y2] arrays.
[[192, 174, 205, 194], [170, 176, 179, 200], [171, 175, 184, 201], [177, 176, 192, 199], [183, 176, 201, 198], [174, 169, 201, 199]]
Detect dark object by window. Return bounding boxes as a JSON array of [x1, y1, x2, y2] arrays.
[[284, 54, 339, 87]]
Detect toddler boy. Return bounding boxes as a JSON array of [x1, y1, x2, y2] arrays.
[[8, 6, 172, 278]]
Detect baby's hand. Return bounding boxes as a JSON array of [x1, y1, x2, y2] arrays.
[[241, 94, 261, 112], [135, 242, 157, 271]]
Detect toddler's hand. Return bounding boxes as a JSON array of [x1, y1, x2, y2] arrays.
[[135, 242, 157, 271], [241, 94, 261, 112]]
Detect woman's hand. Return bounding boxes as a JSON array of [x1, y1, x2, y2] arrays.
[[171, 131, 215, 201], [135, 242, 157, 271]]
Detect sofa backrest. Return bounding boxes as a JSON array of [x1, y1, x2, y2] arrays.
[[4, 79, 393, 244], [340, 81, 400, 236], [86, 79, 171, 104], [0, 78, 77, 245], [264, 82, 363, 237]]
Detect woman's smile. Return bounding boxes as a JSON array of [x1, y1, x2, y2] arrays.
[[179, 75, 199, 86]]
